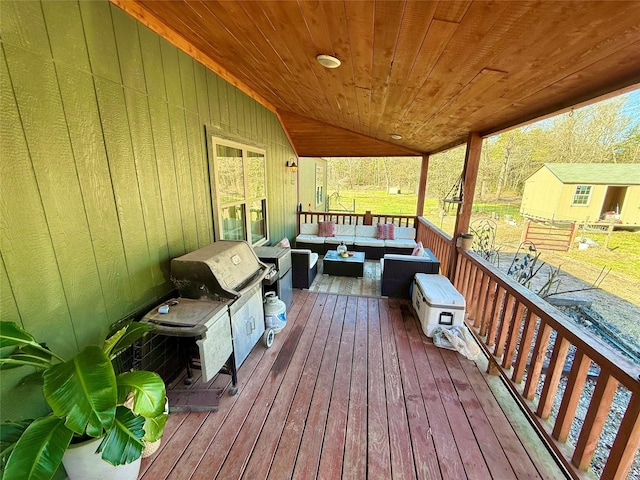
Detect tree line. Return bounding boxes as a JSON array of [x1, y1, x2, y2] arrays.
[[327, 94, 639, 206]]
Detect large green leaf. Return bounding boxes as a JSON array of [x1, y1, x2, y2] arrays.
[[103, 322, 155, 359], [43, 346, 117, 436], [97, 406, 144, 466], [2, 416, 73, 480], [143, 413, 168, 443], [0, 323, 60, 367], [116, 371, 166, 417], [0, 322, 38, 349], [0, 419, 32, 469], [0, 345, 54, 370]]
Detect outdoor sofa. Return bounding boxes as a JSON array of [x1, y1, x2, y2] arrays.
[[295, 222, 418, 259]]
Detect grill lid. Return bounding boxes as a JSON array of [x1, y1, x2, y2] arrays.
[[171, 241, 268, 300], [142, 298, 228, 336]]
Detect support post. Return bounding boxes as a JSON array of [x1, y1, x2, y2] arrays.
[[448, 132, 483, 280], [416, 154, 430, 217]]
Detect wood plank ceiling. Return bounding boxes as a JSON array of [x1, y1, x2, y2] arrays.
[[113, 0, 640, 157]]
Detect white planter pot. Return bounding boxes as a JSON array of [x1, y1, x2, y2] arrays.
[[62, 437, 141, 480]]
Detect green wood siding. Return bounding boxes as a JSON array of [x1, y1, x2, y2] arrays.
[[0, 0, 296, 421]]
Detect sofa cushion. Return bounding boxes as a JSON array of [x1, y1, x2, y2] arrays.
[[291, 249, 318, 268], [300, 223, 318, 235], [412, 241, 424, 256], [318, 221, 335, 237], [325, 236, 355, 246], [384, 238, 417, 249], [377, 223, 395, 240], [355, 225, 378, 238], [334, 224, 356, 237], [395, 226, 416, 239], [295, 234, 325, 244], [355, 237, 385, 247]]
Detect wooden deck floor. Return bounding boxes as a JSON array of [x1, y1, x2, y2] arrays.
[[140, 291, 562, 480]]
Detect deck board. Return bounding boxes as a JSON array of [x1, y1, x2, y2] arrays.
[[142, 290, 560, 479]]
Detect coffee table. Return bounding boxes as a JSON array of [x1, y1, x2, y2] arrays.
[[323, 250, 365, 277]]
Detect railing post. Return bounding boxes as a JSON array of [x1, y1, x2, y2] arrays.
[[416, 154, 429, 217], [448, 132, 482, 281]]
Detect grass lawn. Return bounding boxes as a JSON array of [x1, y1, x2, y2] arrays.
[[329, 189, 640, 304]]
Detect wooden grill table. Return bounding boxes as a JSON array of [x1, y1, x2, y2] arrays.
[[323, 250, 365, 277]]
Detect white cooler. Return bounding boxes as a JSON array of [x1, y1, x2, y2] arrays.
[[412, 273, 466, 337]]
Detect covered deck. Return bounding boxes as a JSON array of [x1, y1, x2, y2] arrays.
[[141, 290, 561, 479]]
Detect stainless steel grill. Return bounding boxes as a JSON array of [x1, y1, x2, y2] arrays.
[[170, 240, 270, 369], [142, 241, 270, 408]]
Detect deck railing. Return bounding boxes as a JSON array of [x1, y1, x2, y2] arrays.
[[417, 219, 640, 480], [415, 217, 453, 276], [297, 211, 417, 231]]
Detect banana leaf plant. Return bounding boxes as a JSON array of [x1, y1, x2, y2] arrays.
[[0, 321, 167, 480]]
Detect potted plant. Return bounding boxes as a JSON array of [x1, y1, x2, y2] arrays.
[[0, 321, 167, 480]]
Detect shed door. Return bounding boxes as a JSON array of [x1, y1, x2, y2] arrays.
[[600, 186, 627, 220]]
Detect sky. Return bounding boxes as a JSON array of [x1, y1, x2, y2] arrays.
[[622, 88, 640, 125]]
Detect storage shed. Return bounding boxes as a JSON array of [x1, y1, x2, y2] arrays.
[[520, 163, 640, 226]]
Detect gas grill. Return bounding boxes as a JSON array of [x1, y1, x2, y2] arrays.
[[170, 241, 270, 369], [143, 241, 270, 407]]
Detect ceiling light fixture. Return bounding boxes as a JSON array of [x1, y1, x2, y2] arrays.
[[390, 133, 402, 140], [316, 54, 341, 69]]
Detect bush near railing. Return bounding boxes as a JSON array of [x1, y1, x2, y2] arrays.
[[453, 248, 639, 480]]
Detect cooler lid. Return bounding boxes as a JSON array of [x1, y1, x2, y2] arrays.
[[414, 273, 465, 308]]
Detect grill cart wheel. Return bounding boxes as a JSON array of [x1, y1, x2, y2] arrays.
[[263, 328, 275, 348]]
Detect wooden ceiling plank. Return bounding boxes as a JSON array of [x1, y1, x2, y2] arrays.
[[434, 0, 472, 23], [297, 0, 355, 131], [414, 68, 508, 138], [200, 0, 312, 113], [255, 0, 341, 126], [278, 110, 420, 157], [401, 1, 531, 134], [484, 3, 640, 112], [378, 1, 437, 138], [369, 0, 407, 138], [320, 0, 360, 131], [355, 86, 372, 136], [345, 0, 374, 90], [483, 45, 640, 138]]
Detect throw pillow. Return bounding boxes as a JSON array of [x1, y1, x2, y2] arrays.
[[318, 221, 335, 237], [276, 237, 291, 248], [376, 223, 395, 240], [412, 241, 425, 257]]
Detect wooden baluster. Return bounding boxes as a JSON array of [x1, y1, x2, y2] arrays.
[[454, 254, 464, 289], [467, 268, 483, 324], [572, 372, 619, 471], [474, 274, 490, 330], [523, 320, 551, 400], [486, 287, 506, 348], [494, 295, 516, 359], [502, 303, 525, 368], [461, 259, 473, 298], [479, 280, 498, 337], [512, 312, 537, 384], [536, 336, 570, 419], [553, 351, 591, 442], [601, 392, 640, 480]]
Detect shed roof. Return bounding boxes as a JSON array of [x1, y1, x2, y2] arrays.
[[544, 163, 640, 185]]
